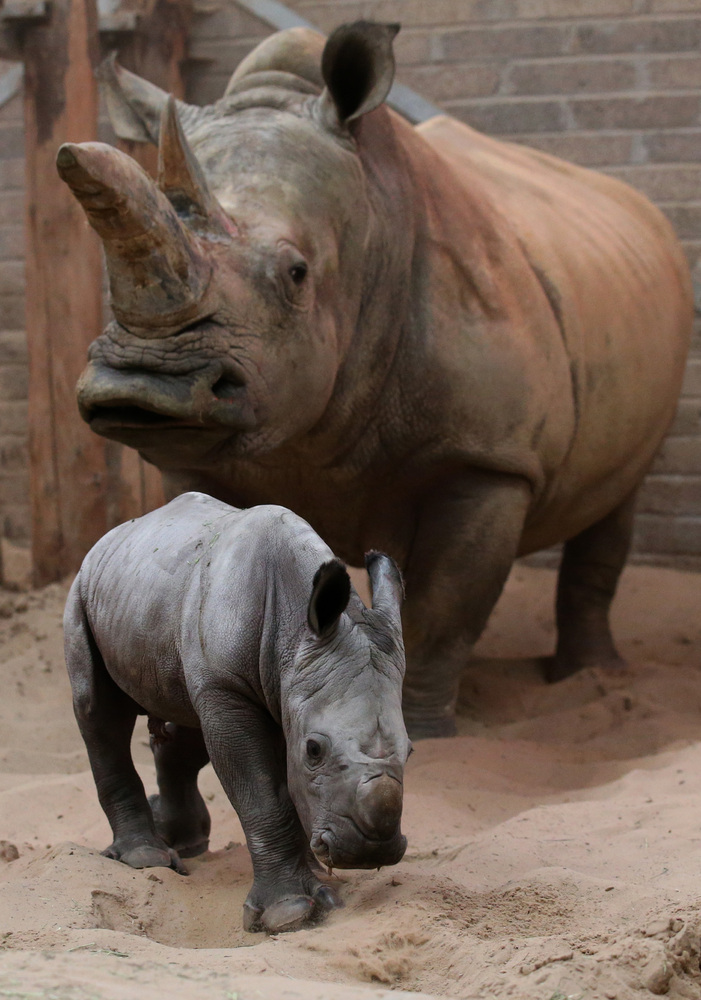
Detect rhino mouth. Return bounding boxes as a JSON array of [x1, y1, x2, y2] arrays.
[[87, 404, 192, 431], [311, 824, 407, 870], [77, 360, 256, 441]]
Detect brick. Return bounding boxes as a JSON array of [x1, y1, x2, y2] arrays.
[[651, 435, 701, 474], [634, 513, 701, 556], [0, 437, 27, 473], [503, 56, 637, 96], [393, 30, 435, 66], [517, 0, 639, 14], [602, 165, 701, 202], [659, 203, 701, 241], [0, 159, 23, 191], [190, 4, 269, 40], [568, 94, 700, 131], [667, 397, 701, 436], [682, 240, 701, 271], [510, 130, 636, 166], [448, 97, 567, 134], [0, 331, 26, 364], [0, 260, 24, 297], [638, 475, 701, 515], [187, 37, 268, 72], [644, 130, 701, 164], [0, 401, 27, 436], [0, 192, 22, 227], [294, 0, 522, 27], [399, 63, 500, 101], [0, 364, 26, 401], [649, 0, 701, 11], [0, 227, 23, 262], [439, 23, 571, 62], [645, 53, 701, 90], [681, 356, 701, 396], [572, 17, 701, 55], [0, 295, 24, 328]]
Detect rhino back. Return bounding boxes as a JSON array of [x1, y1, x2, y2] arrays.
[[413, 114, 692, 547]]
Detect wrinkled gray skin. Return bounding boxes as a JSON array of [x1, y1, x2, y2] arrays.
[[64, 491, 408, 933], [59, 21, 692, 739]]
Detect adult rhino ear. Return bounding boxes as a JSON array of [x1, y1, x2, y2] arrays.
[[308, 559, 351, 637], [365, 551, 404, 622], [96, 53, 205, 144], [319, 20, 399, 127]]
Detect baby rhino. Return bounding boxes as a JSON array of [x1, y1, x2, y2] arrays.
[[64, 492, 409, 933]]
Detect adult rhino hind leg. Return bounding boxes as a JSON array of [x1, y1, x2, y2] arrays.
[[547, 491, 637, 684], [63, 591, 186, 874], [401, 472, 531, 740], [148, 722, 212, 858]]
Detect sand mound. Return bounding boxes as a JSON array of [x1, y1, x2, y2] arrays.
[[2, 563, 701, 999]]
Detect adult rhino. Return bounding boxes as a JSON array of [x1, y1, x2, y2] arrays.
[[57, 21, 693, 739]]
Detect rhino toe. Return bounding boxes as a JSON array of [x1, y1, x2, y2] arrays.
[[262, 895, 315, 933], [102, 839, 188, 875]]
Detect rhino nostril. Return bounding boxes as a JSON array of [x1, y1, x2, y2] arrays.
[[212, 376, 245, 400]]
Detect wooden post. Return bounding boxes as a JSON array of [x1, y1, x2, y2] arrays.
[[103, 0, 192, 521], [23, 0, 109, 586]]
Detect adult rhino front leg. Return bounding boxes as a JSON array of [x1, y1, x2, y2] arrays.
[[547, 490, 636, 683], [195, 691, 339, 933], [400, 471, 531, 739]]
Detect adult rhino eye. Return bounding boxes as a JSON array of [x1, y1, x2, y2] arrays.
[[306, 738, 323, 762], [289, 261, 308, 286]]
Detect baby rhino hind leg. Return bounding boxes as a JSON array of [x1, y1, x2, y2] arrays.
[[148, 721, 212, 858], [64, 593, 186, 874], [547, 492, 636, 683]]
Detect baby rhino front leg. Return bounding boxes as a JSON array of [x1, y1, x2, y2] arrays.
[[198, 692, 340, 933]]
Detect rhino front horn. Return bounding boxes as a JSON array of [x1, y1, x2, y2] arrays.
[[56, 141, 212, 334], [157, 96, 235, 237]]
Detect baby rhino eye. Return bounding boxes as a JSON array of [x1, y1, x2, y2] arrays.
[[306, 738, 322, 761]]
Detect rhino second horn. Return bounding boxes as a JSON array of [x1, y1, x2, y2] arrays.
[[157, 96, 235, 237], [56, 142, 212, 333]]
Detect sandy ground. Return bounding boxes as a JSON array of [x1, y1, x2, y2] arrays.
[[2, 563, 701, 999]]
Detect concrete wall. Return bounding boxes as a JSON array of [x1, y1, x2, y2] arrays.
[[1, 1, 701, 581]]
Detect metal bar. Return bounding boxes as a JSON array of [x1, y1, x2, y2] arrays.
[[233, 0, 442, 123]]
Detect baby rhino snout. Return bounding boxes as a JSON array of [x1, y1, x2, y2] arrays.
[[356, 773, 403, 840]]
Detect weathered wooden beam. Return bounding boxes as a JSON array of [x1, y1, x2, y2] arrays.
[[95, 0, 192, 519], [23, 0, 109, 585]]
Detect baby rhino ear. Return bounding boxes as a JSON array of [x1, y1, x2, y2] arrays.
[[308, 559, 351, 637]]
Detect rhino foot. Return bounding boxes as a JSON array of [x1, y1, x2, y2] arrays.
[[544, 648, 627, 684], [102, 837, 188, 875], [148, 792, 210, 858], [243, 882, 342, 934]]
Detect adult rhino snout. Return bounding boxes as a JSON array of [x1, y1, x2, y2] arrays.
[[76, 355, 255, 440]]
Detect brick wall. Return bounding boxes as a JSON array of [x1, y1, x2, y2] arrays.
[[0, 68, 29, 583], [2, 1, 701, 581]]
